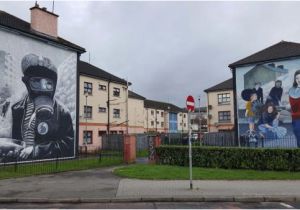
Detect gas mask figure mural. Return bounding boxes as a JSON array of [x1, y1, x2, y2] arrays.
[[1, 54, 74, 161]]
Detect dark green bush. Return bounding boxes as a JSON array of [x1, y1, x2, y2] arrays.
[[155, 146, 300, 171]]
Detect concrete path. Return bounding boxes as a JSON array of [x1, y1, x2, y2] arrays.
[[0, 166, 300, 203], [117, 179, 300, 198], [0, 167, 121, 199]]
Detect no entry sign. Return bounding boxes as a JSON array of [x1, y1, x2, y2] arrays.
[[186, 95, 195, 112]]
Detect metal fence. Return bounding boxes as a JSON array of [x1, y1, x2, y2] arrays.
[[102, 134, 124, 152], [203, 132, 237, 147], [160, 131, 299, 149], [0, 135, 124, 177]]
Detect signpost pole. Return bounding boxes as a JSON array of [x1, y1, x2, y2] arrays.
[[188, 110, 193, 190], [186, 95, 194, 190]]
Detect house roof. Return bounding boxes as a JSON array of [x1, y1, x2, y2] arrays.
[[229, 41, 300, 68], [0, 10, 85, 53], [128, 90, 146, 100], [204, 78, 233, 93], [79, 61, 130, 85], [144, 99, 185, 113]]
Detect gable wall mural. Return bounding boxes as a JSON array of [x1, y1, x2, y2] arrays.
[[235, 58, 300, 148], [0, 29, 77, 163]]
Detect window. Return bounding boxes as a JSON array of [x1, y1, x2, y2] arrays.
[[83, 131, 93, 144], [156, 110, 159, 114], [218, 93, 230, 105], [151, 110, 154, 115], [161, 112, 163, 117], [110, 131, 118, 134], [99, 84, 106, 91], [183, 114, 186, 118], [113, 109, 120, 118], [113, 87, 120, 97], [98, 131, 106, 136], [84, 82, 92, 95], [84, 106, 92, 119], [184, 123, 186, 127], [161, 122, 164, 127], [218, 111, 231, 122], [98, 107, 106, 113], [119, 131, 124, 134], [151, 121, 154, 126]]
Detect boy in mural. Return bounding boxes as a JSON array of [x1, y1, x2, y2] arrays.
[[242, 89, 258, 133], [266, 80, 283, 106], [253, 82, 264, 103], [258, 103, 287, 139], [289, 70, 300, 147], [8, 54, 75, 160]]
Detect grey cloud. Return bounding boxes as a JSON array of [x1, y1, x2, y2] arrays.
[[1, 1, 300, 107]]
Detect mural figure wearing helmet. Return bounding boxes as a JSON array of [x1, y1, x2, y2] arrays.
[[10, 54, 74, 160]]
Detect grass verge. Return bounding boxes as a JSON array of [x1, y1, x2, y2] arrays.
[[0, 156, 123, 180], [114, 164, 300, 180], [137, 149, 148, 158]]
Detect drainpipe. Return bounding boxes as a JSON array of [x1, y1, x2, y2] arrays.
[[107, 80, 111, 134]]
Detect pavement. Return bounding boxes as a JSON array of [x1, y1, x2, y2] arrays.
[[0, 163, 300, 204]]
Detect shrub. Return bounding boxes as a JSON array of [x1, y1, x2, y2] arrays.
[[155, 146, 300, 171]]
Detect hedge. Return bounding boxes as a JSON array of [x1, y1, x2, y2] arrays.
[[155, 146, 300, 171]]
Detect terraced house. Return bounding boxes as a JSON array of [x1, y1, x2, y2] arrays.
[[79, 61, 130, 149], [204, 78, 235, 132], [144, 99, 188, 133]]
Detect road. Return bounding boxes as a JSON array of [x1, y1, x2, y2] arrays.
[[0, 201, 298, 209]]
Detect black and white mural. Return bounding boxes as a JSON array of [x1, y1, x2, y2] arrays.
[[0, 30, 77, 163]]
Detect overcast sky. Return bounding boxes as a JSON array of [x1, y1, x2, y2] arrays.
[[1, 1, 300, 107]]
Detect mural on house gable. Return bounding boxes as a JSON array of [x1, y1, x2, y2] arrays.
[[236, 60, 300, 148], [0, 29, 77, 163]]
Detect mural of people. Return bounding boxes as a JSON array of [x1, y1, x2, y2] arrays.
[[8, 54, 75, 160], [253, 82, 264, 103], [242, 89, 258, 133], [266, 80, 283, 106], [289, 70, 300, 147], [258, 103, 287, 139]]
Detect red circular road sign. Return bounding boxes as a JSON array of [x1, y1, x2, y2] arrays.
[[186, 95, 195, 112]]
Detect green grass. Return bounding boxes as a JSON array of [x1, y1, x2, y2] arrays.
[[0, 156, 123, 180], [114, 164, 300, 180], [136, 149, 148, 158]]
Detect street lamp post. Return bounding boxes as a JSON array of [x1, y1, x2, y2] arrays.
[[198, 96, 201, 141], [167, 106, 171, 144]]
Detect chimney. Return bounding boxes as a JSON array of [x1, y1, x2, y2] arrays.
[[30, 3, 58, 37]]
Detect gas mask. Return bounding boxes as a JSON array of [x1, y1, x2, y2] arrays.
[[23, 76, 57, 137]]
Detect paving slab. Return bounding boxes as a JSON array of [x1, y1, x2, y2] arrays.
[[116, 179, 300, 198], [0, 167, 121, 199]]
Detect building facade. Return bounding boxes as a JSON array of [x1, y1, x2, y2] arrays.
[[128, 91, 145, 134], [79, 61, 129, 149], [204, 78, 235, 132], [144, 99, 188, 133]]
